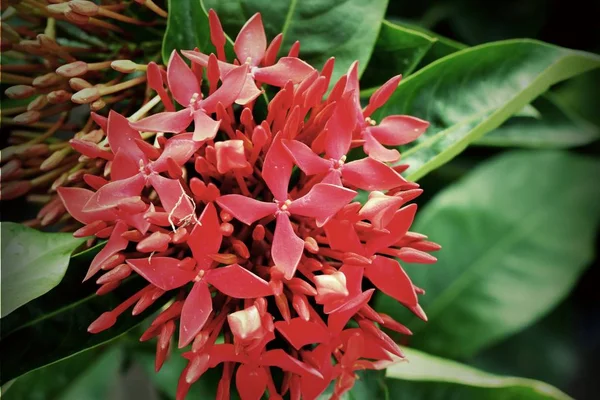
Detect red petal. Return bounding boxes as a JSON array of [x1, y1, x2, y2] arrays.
[[236, 73, 263, 105], [130, 109, 193, 133], [126, 257, 195, 291], [364, 75, 402, 117], [107, 111, 147, 174], [111, 149, 141, 181], [216, 195, 277, 225], [324, 93, 356, 160], [272, 213, 304, 280], [215, 140, 249, 174], [365, 204, 417, 255], [253, 57, 314, 87], [207, 264, 272, 298], [362, 128, 400, 163], [57, 187, 116, 224], [282, 139, 330, 176], [234, 13, 267, 65], [274, 318, 330, 350], [262, 134, 293, 201], [263, 33, 282, 67], [323, 219, 363, 254], [167, 50, 200, 106], [91, 112, 107, 132], [369, 115, 429, 146], [151, 133, 202, 173], [339, 264, 364, 297], [288, 183, 356, 227], [85, 221, 128, 281], [83, 173, 145, 213], [199, 64, 249, 114], [208, 344, 246, 367], [364, 256, 417, 307], [358, 192, 404, 230], [188, 202, 222, 269], [236, 363, 268, 400], [344, 61, 361, 111], [327, 289, 374, 334], [182, 50, 236, 77], [148, 174, 195, 222], [261, 349, 322, 378], [69, 139, 113, 161], [118, 208, 150, 234], [192, 110, 221, 142], [179, 280, 212, 347], [342, 157, 407, 191]]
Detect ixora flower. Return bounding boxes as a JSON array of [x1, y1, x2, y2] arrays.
[[59, 10, 440, 400]]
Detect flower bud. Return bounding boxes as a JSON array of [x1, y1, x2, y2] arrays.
[[68, 0, 99, 16], [5, 85, 35, 99], [72, 87, 101, 104], [111, 59, 138, 73], [57, 61, 88, 78]]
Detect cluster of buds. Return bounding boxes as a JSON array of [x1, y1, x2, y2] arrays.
[[57, 10, 439, 400], [0, 1, 166, 224]]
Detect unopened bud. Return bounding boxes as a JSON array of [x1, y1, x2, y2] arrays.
[[208, 253, 238, 265], [41, 150, 68, 171], [64, 10, 90, 25], [47, 3, 70, 15], [27, 95, 49, 111], [0, 181, 32, 200], [90, 98, 106, 111], [136, 231, 171, 253], [111, 59, 138, 73], [72, 87, 100, 104], [5, 85, 35, 99], [69, 0, 99, 16], [69, 77, 93, 90], [303, 237, 319, 254], [47, 90, 72, 104], [57, 61, 88, 78], [33, 72, 63, 88], [88, 311, 117, 333], [13, 111, 41, 125]]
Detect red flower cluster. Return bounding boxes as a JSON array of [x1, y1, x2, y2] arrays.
[[58, 11, 439, 400]]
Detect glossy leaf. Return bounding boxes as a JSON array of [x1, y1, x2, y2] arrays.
[[386, 347, 571, 400], [0, 243, 169, 384], [373, 40, 600, 181], [5, 346, 123, 400], [204, 0, 389, 83], [361, 20, 435, 87], [476, 96, 599, 148], [0, 222, 86, 318], [375, 151, 600, 359]]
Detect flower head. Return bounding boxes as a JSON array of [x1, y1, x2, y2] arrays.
[[59, 10, 439, 400]]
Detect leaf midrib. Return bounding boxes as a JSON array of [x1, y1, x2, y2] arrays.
[[408, 179, 587, 335]]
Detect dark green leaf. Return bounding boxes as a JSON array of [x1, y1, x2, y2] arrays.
[[553, 69, 600, 127], [4, 346, 123, 400], [0, 222, 86, 318], [0, 242, 170, 384], [361, 20, 435, 87], [476, 95, 599, 148], [373, 40, 600, 181], [386, 348, 571, 400], [203, 0, 389, 83], [375, 151, 600, 358]]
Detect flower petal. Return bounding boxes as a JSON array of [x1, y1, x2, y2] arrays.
[[107, 111, 146, 165], [272, 213, 304, 280], [151, 133, 202, 173], [274, 318, 330, 350], [111, 149, 142, 181], [207, 264, 272, 298], [188, 202, 222, 269], [236, 363, 268, 400], [83, 173, 145, 213], [365, 204, 417, 255], [130, 109, 193, 134], [192, 110, 221, 142], [85, 221, 128, 281], [253, 57, 314, 87], [282, 139, 330, 176], [199, 64, 249, 114], [126, 257, 196, 291], [167, 50, 200, 106], [368, 115, 429, 146], [179, 280, 212, 348], [261, 349, 323, 378], [236, 73, 263, 105], [327, 289, 374, 334], [364, 255, 417, 307], [357, 192, 404, 230], [57, 187, 116, 224], [323, 219, 363, 254], [148, 174, 195, 222], [181, 50, 236, 77], [234, 13, 267, 65], [324, 93, 356, 160], [363, 75, 402, 117], [288, 183, 356, 227], [216, 194, 277, 225], [342, 157, 408, 191], [362, 128, 400, 163], [262, 134, 293, 201]]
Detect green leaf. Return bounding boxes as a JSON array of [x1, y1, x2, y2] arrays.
[[373, 40, 600, 181], [375, 151, 600, 359], [0, 222, 86, 318], [4, 345, 123, 400], [553, 69, 600, 127], [386, 347, 571, 400], [0, 243, 170, 384], [476, 95, 599, 148], [203, 0, 389, 83], [162, 0, 234, 64], [361, 20, 436, 87]]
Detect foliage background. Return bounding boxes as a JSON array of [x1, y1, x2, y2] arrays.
[[1, 0, 599, 399]]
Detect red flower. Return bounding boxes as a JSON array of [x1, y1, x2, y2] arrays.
[[59, 9, 440, 400]]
